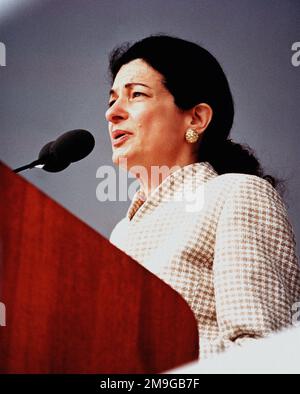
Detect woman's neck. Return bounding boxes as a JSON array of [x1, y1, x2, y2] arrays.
[[134, 158, 197, 200]]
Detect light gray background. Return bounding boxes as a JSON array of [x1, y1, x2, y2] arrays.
[[0, 0, 299, 256]]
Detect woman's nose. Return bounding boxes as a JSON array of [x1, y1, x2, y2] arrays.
[[105, 99, 129, 123]]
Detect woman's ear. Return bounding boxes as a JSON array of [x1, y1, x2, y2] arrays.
[[190, 103, 213, 135]]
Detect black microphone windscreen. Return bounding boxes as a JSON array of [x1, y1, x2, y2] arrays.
[[37, 129, 95, 172], [51, 130, 95, 163], [38, 140, 70, 173], [38, 141, 54, 161], [14, 129, 95, 174]]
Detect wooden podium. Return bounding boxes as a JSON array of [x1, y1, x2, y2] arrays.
[[0, 162, 199, 374]]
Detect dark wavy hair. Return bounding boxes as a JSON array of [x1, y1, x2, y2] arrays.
[[108, 34, 282, 191]]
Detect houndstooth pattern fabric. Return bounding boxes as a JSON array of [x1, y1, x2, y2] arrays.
[[110, 161, 300, 359]]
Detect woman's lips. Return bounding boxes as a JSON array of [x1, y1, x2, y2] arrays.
[[112, 134, 131, 147]]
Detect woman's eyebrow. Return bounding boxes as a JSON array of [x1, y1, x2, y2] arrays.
[[109, 82, 152, 96]]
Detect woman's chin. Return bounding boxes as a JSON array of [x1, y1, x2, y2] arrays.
[[112, 151, 130, 168]]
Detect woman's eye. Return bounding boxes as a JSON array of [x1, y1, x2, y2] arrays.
[[132, 92, 145, 98], [108, 92, 145, 107]]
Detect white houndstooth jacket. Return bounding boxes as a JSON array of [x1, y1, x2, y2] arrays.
[[110, 161, 300, 359]]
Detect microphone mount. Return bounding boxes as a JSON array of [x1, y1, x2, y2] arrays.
[[13, 159, 45, 174]]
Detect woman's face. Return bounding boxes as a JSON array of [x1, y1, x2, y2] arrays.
[[105, 59, 193, 172]]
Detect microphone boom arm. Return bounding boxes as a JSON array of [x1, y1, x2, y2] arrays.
[[13, 159, 44, 174]]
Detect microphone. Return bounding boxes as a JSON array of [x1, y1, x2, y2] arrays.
[[13, 129, 95, 173]]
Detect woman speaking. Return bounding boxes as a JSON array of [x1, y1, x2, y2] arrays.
[[106, 35, 300, 359]]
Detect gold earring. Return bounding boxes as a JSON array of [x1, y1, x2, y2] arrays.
[[185, 128, 199, 144]]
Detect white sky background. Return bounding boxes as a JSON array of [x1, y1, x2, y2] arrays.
[[0, 0, 37, 22]]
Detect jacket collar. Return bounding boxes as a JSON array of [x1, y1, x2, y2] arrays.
[[127, 161, 218, 221]]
